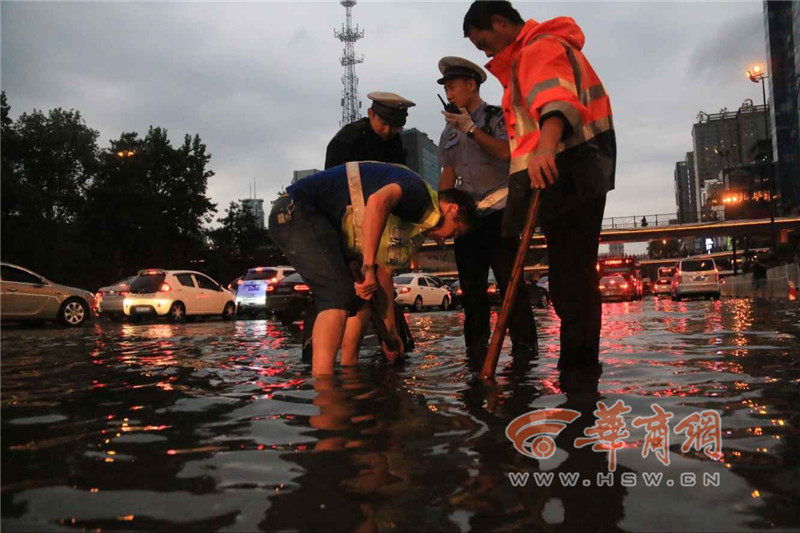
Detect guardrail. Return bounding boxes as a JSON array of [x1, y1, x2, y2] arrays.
[[601, 211, 720, 230]]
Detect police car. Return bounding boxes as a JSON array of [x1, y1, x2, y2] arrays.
[[235, 266, 295, 317]]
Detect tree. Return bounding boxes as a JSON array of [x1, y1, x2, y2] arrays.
[[648, 239, 682, 259], [83, 128, 218, 284], [2, 98, 100, 283]]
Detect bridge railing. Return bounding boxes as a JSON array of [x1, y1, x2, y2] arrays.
[[601, 210, 719, 230]]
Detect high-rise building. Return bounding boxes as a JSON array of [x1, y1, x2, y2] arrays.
[[609, 242, 625, 256], [764, 0, 800, 214], [674, 155, 697, 223], [691, 102, 769, 220], [292, 169, 321, 184], [241, 198, 265, 229], [400, 128, 440, 188]]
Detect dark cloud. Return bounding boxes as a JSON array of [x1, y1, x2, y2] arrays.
[[1, 1, 767, 231]]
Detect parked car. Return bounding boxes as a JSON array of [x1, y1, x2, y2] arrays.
[[235, 266, 296, 317], [0, 262, 97, 327], [123, 269, 236, 322], [266, 272, 313, 324], [671, 258, 720, 301], [394, 273, 452, 311], [653, 277, 673, 296], [96, 276, 135, 320], [599, 275, 636, 302], [448, 274, 550, 309]]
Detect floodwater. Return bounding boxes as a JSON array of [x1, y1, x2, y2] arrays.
[[2, 298, 800, 532]]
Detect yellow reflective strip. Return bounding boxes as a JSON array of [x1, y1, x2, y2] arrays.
[[583, 83, 607, 103], [541, 101, 582, 131]]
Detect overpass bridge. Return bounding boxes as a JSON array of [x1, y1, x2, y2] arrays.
[[416, 215, 800, 275]]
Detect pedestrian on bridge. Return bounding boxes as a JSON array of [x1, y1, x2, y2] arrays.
[[463, 0, 617, 371]]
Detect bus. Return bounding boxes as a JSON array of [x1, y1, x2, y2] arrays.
[[597, 257, 643, 300], [657, 266, 677, 279]]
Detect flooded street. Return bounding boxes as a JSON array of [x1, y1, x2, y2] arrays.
[[3, 298, 800, 532]]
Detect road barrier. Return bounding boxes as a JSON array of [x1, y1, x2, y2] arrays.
[[721, 263, 800, 300]]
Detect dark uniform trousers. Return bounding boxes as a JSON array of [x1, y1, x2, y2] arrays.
[[541, 194, 607, 369], [455, 209, 538, 359]]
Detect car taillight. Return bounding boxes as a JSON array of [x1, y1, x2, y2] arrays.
[[95, 292, 103, 300], [487, 285, 498, 294], [271, 277, 278, 283], [599, 285, 606, 290], [159, 283, 171, 292], [266, 285, 275, 292], [237, 279, 244, 285], [620, 283, 629, 289], [293, 284, 311, 292], [118, 290, 128, 296], [399, 286, 411, 294], [456, 288, 463, 295]]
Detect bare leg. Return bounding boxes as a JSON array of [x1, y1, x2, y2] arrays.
[[341, 305, 370, 366], [312, 309, 348, 376]]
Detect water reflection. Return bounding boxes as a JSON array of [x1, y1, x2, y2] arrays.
[[2, 299, 799, 531]]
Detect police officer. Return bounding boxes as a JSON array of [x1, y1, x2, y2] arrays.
[[437, 56, 538, 363], [324, 92, 415, 169]]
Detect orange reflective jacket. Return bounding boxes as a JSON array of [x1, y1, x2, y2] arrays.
[[486, 17, 616, 179]]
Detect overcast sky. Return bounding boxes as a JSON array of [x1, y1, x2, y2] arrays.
[[2, 0, 768, 227]]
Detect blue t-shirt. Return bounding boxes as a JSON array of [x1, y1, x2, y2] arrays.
[[287, 162, 434, 226]]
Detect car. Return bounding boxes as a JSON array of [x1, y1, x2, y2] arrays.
[[394, 273, 452, 312], [0, 262, 97, 327], [525, 276, 551, 308], [653, 277, 673, 296], [671, 257, 721, 301], [123, 269, 236, 322], [235, 266, 296, 317], [266, 272, 313, 324], [599, 275, 636, 302], [449, 279, 463, 308], [96, 276, 136, 320]]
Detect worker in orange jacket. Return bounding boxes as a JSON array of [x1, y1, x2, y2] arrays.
[[463, 1, 617, 372]]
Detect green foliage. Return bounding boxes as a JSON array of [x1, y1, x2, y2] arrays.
[[1, 92, 285, 289]]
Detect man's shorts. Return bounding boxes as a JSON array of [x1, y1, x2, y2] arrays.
[[268, 196, 361, 314]]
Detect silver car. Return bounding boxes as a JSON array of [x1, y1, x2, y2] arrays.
[[0, 262, 97, 326], [96, 276, 136, 319], [671, 257, 721, 301]]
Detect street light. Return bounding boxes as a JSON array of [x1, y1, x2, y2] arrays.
[[745, 64, 777, 249]]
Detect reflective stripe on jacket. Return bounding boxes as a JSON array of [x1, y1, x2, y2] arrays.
[[486, 18, 615, 175], [341, 162, 441, 269]]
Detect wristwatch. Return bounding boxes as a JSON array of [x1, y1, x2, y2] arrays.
[[466, 125, 477, 138]]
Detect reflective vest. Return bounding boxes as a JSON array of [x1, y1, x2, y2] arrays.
[[485, 18, 615, 175], [341, 162, 441, 268]]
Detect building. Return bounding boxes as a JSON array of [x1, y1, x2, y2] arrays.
[[691, 102, 769, 220], [241, 198, 265, 229], [764, 0, 800, 214], [609, 242, 625, 256], [674, 156, 697, 223], [400, 128, 439, 188], [292, 169, 321, 184]]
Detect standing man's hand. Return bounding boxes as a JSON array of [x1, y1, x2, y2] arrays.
[[354, 265, 378, 300], [527, 149, 558, 189], [527, 115, 566, 189], [442, 108, 476, 133]]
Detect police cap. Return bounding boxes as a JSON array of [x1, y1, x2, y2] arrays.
[[367, 92, 416, 128], [437, 56, 487, 85]]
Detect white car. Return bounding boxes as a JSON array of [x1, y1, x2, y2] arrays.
[[96, 276, 135, 319], [671, 257, 721, 301], [394, 273, 452, 312], [235, 265, 296, 316], [123, 269, 236, 322]]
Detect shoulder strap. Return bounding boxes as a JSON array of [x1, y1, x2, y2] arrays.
[[346, 162, 366, 250]]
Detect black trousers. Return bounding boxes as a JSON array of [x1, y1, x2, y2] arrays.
[[454, 209, 538, 354], [541, 194, 607, 369]]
